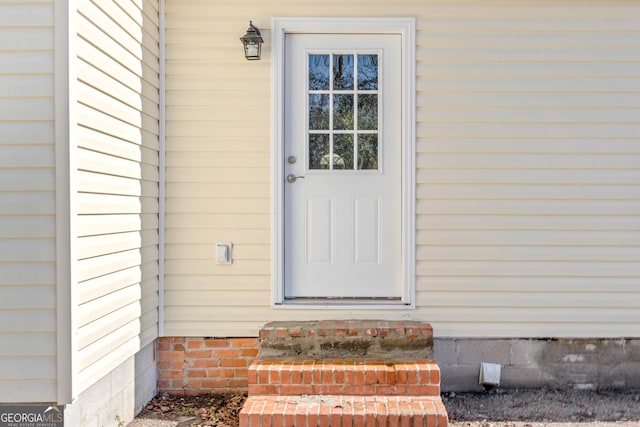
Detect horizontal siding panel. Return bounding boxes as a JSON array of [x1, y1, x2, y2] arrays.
[[0, 240, 54, 263], [418, 230, 640, 246], [416, 153, 640, 168], [165, 213, 267, 229], [0, 75, 54, 98], [417, 246, 640, 262], [418, 123, 640, 139], [76, 336, 139, 393], [0, 170, 54, 191], [0, 28, 53, 50], [0, 358, 55, 380], [165, 260, 269, 276], [76, 104, 153, 146], [418, 77, 640, 94], [77, 81, 159, 132], [76, 37, 158, 96], [419, 307, 640, 324], [0, 51, 53, 74], [417, 169, 640, 185], [165, 290, 269, 306], [77, 324, 140, 372], [166, 168, 268, 183], [422, 108, 640, 124], [77, 266, 143, 304], [166, 183, 268, 199], [76, 126, 158, 163], [418, 215, 640, 231], [164, 275, 268, 291], [165, 198, 268, 214], [77, 230, 157, 260], [76, 154, 152, 179], [417, 292, 640, 308], [0, 98, 53, 122], [77, 286, 141, 328], [419, 139, 640, 154], [0, 311, 55, 333], [0, 264, 54, 286], [166, 229, 269, 245], [0, 286, 55, 309], [165, 137, 269, 153], [77, 249, 143, 283], [0, 334, 55, 357], [421, 62, 640, 79], [0, 123, 53, 145], [416, 199, 640, 215], [165, 244, 268, 260], [416, 261, 640, 277], [78, 213, 158, 237], [0, 217, 55, 239], [418, 93, 640, 109], [166, 152, 268, 168], [77, 193, 158, 215], [417, 184, 640, 200], [417, 276, 640, 293], [0, 193, 54, 215], [0, 380, 56, 404], [0, 3, 53, 26], [0, 145, 54, 168], [77, 302, 142, 349]]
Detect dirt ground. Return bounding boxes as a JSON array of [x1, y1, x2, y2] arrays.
[[129, 388, 640, 427]]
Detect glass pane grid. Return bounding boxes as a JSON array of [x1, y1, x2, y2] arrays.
[[308, 52, 380, 171]]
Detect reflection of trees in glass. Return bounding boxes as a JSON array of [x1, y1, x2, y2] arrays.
[[307, 52, 379, 170], [358, 134, 378, 170], [358, 54, 378, 90], [309, 94, 329, 130], [333, 55, 354, 90], [334, 134, 354, 169], [309, 134, 330, 169], [309, 55, 329, 90], [333, 94, 354, 130], [358, 94, 377, 130]]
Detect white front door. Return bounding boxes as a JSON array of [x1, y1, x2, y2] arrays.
[[283, 33, 403, 300]]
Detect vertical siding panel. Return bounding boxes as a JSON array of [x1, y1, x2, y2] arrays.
[[75, 0, 160, 393], [0, 1, 56, 402], [164, 0, 640, 338]]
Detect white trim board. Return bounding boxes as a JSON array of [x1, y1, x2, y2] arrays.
[[270, 17, 416, 309]]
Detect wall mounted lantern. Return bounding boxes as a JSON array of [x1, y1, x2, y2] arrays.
[[240, 21, 263, 60]]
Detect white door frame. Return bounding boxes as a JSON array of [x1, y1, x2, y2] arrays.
[[271, 17, 416, 308]]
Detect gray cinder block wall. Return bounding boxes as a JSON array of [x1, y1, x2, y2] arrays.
[[435, 338, 640, 392], [64, 342, 157, 427]]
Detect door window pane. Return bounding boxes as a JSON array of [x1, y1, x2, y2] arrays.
[[358, 134, 378, 170], [309, 54, 329, 90], [309, 94, 329, 130], [309, 134, 330, 169], [334, 134, 354, 169], [358, 54, 378, 90], [333, 54, 354, 90], [358, 94, 378, 130], [333, 94, 354, 130]]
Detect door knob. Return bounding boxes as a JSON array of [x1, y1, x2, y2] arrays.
[[287, 174, 305, 183]]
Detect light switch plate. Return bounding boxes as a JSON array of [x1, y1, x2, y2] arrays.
[[215, 242, 233, 265]]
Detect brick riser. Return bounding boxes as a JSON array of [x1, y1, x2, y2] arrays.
[[240, 395, 448, 427], [248, 359, 441, 397]]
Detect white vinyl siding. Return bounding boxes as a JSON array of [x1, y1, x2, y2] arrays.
[[74, 0, 160, 393], [164, 0, 640, 338], [0, 1, 57, 402]]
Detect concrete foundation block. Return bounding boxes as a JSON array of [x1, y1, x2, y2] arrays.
[[457, 339, 511, 366], [434, 338, 456, 366], [439, 364, 484, 392]]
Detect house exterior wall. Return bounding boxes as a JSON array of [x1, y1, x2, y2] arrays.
[[0, 1, 57, 402], [164, 0, 640, 339], [74, 0, 161, 394]]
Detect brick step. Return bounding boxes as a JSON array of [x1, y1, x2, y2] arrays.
[[239, 395, 448, 427], [248, 358, 441, 396]]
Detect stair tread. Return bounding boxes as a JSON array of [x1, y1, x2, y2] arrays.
[[240, 394, 448, 427]]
